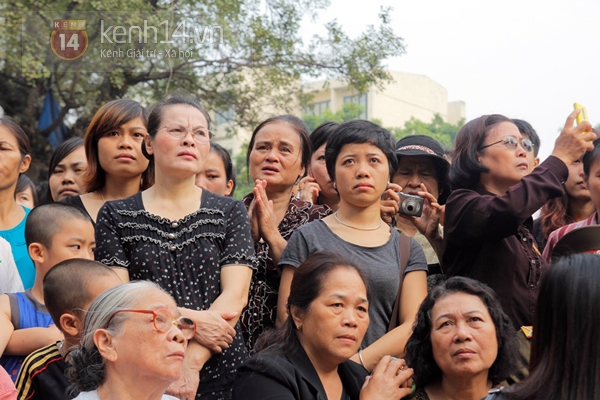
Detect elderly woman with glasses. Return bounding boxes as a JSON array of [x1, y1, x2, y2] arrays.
[[443, 110, 595, 329], [94, 94, 256, 400], [67, 281, 196, 400]]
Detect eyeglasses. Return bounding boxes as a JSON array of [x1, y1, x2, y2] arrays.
[[480, 136, 533, 153], [104, 308, 197, 340], [160, 123, 213, 143]]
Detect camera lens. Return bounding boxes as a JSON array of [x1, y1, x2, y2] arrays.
[[406, 203, 415, 212]]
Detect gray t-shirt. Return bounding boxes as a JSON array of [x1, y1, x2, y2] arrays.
[[279, 220, 427, 347], [73, 390, 178, 399]]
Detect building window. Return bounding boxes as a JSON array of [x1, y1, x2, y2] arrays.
[[343, 93, 368, 119], [214, 106, 235, 125], [304, 100, 330, 116]]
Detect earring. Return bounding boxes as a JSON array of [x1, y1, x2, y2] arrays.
[[333, 182, 337, 190]]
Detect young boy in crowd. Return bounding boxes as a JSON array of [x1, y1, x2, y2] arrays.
[[15, 259, 122, 400], [0, 203, 95, 381]]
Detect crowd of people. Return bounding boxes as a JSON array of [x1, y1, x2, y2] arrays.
[[0, 94, 598, 400]]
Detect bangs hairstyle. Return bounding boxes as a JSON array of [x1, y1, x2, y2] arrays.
[[84, 99, 152, 193], [245, 115, 312, 177], [16, 174, 38, 207], [47, 137, 84, 202], [43, 259, 118, 327], [405, 276, 518, 388], [583, 138, 600, 178], [209, 142, 236, 196], [25, 203, 93, 247], [325, 119, 397, 183], [310, 121, 340, 153], [0, 116, 30, 157], [513, 119, 541, 158], [449, 114, 513, 190]]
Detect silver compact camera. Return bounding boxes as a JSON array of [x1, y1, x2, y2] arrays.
[[398, 192, 424, 217]]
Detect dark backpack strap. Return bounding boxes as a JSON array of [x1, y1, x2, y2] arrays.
[[7, 292, 20, 329], [388, 233, 411, 331]]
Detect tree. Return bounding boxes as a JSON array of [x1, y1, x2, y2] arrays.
[[302, 102, 373, 131], [0, 0, 406, 181], [389, 114, 464, 149]]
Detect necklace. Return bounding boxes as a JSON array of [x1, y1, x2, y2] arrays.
[[333, 211, 383, 231]]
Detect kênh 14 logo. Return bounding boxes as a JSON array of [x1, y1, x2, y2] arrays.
[[51, 19, 89, 61]]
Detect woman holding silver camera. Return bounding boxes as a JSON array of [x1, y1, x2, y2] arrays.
[[391, 135, 451, 275], [278, 120, 428, 372]]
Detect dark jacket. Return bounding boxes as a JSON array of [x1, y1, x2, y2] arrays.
[[232, 344, 368, 400], [443, 156, 568, 328]]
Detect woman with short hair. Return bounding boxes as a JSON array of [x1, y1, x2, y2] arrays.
[[241, 115, 330, 352], [63, 99, 152, 221], [406, 276, 519, 400], [279, 120, 428, 372]]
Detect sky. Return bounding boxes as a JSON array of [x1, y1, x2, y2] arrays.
[[303, 0, 600, 160]]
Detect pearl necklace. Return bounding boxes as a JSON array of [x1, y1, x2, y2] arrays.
[[333, 211, 383, 231]]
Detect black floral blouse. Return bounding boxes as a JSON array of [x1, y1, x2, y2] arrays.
[[95, 191, 256, 399], [241, 194, 331, 352]]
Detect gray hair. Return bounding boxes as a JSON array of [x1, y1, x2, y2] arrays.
[[67, 280, 169, 393]]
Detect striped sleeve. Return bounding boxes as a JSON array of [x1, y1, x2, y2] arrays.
[[16, 342, 62, 400]]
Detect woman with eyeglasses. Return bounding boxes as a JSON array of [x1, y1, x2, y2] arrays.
[[94, 94, 255, 400], [443, 111, 595, 329], [67, 281, 195, 400]]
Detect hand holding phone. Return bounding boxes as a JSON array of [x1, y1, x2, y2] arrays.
[[574, 102, 589, 125]]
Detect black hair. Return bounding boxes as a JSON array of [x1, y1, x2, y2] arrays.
[[209, 142, 236, 196], [0, 116, 30, 157], [15, 174, 38, 207], [325, 120, 397, 183], [583, 138, 600, 178], [255, 251, 370, 355], [25, 203, 93, 248], [146, 93, 211, 139], [405, 276, 519, 388], [47, 137, 85, 202], [503, 254, 600, 400], [246, 115, 312, 180], [43, 259, 117, 328], [310, 122, 339, 154], [512, 119, 541, 158], [450, 114, 513, 190]]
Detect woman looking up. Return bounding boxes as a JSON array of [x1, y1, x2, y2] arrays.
[[443, 110, 595, 329], [241, 115, 330, 352], [95, 94, 255, 400], [63, 99, 152, 221]]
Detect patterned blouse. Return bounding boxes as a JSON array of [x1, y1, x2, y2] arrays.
[[241, 194, 331, 352], [95, 191, 256, 399]]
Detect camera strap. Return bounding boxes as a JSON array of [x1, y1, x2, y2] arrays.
[[387, 233, 411, 331]]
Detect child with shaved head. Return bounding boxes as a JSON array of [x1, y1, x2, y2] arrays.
[[15, 259, 121, 400], [0, 203, 95, 381]]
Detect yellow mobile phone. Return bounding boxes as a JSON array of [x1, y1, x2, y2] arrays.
[[574, 102, 588, 125]]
